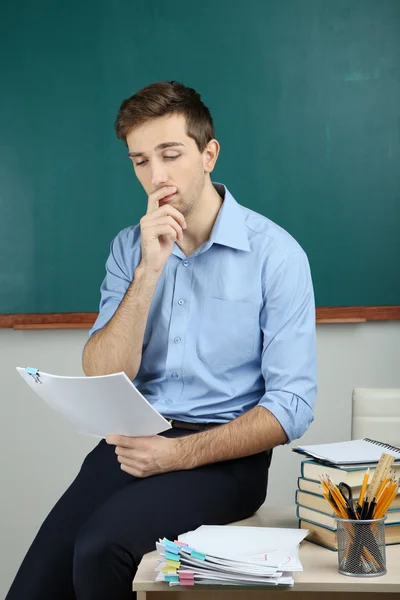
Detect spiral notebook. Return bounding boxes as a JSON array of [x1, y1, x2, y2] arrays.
[[293, 438, 400, 466]]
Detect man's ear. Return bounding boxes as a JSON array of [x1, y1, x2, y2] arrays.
[[203, 139, 220, 173]]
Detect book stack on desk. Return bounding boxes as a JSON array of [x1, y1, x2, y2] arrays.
[[292, 439, 400, 551]]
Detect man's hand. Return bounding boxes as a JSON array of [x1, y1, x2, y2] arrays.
[[106, 434, 182, 478], [139, 186, 187, 274]]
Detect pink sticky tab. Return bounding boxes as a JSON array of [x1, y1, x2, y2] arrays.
[[180, 579, 195, 586], [179, 571, 194, 578], [174, 540, 188, 546]]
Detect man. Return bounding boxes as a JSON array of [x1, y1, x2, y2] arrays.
[[6, 81, 316, 600]]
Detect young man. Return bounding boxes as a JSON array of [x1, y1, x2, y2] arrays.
[[6, 81, 316, 600]]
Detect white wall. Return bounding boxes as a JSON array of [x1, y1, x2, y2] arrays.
[[1, 322, 400, 596]]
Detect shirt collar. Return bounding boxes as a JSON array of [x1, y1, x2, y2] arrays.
[[208, 183, 250, 252], [172, 182, 251, 259]]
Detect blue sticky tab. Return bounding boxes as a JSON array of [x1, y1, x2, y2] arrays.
[[165, 542, 179, 554], [165, 552, 180, 562], [165, 575, 179, 582], [25, 367, 39, 375], [191, 550, 206, 561]]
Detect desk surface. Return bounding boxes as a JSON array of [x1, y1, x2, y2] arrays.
[[133, 506, 400, 593]]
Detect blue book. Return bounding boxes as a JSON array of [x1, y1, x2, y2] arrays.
[[299, 518, 400, 550]]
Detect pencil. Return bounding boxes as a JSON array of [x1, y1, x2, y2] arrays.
[[358, 469, 369, 507]]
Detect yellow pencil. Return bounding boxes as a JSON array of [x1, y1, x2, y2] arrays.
[[358, 469, 370, 507], [375, 482, 400, 519]]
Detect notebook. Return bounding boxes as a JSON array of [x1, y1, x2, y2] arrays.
[[293, 438, 400, 465]]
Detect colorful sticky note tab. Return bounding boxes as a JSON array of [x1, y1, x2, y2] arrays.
[[162, 567, 177, 574], [179, 578, 195, 586], [174, 540, 188, 546], [165, 575, 179, 583], [191, 550, 206, 561], [165, 542, 179, 554], [179, 570, 194, 578], [165, 551, 180, 562], [165, 559, 180, 568], [180, 545, 195, 553]]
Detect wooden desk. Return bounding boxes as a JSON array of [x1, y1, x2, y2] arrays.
[[133, 506, 400, 599]]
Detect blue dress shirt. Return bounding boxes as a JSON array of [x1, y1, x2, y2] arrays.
[[89, 183, 317, 442]]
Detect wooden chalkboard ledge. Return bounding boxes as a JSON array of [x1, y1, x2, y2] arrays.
[[0, 307, 399, 329]]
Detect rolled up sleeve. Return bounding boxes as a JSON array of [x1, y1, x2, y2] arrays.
[[89, 229, 139, 338], [257, 250, 317, 443]]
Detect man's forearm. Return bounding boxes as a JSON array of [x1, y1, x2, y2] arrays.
[[175, 405, 288, 469], [82, 265, 160, 380]]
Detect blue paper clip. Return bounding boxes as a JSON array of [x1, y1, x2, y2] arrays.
[[165, 551, 180, 562], [191, 550, 206, 561], [165, 541, 179, 554], [164, 575, 179, 583], [25, 367, 42, 384]]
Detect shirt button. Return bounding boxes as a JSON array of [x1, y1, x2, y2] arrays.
[[165, 399, 173, 404], [174, 337, 181, 344], [178, 299, 184, 306], [182, 260, 189, 267], [171, 372, 179, 379]]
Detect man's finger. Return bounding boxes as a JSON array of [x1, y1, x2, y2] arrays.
[[115, 446, 139, 459], [120, 463, 148, 478], [147, 186, 177, 213], [116, 455, 144, 470]]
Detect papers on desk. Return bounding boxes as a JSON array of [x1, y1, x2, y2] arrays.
[[16, 367, 171, 438], [155, 525, 308, 587]]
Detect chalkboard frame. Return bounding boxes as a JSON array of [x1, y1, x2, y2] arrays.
[[1, 306, 399, 329]]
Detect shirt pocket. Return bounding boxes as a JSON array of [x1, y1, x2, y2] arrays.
[[196, 297, 258, 366]]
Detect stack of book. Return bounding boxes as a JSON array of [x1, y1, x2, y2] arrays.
[[293, 438, 400, 551]]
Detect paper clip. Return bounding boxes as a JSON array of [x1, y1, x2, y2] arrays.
[[25, 367, 42, 384]]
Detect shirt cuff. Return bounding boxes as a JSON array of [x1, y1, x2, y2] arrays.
[[257, 390, 314, 443]]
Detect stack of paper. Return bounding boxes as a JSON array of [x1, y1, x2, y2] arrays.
[[155, 525, 308, 587]]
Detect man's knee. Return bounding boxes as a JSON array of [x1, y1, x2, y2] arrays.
[[73, 524, 132, 593]]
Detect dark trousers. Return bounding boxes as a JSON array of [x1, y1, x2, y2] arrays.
[[6, 428, 272, 600]]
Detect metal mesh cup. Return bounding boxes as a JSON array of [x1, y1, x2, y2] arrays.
[[336, 517, 386, 577]]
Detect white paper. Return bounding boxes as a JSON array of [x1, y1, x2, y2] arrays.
[[16, 368, 171, 438], [156, 527, 305, 587], [178, 525, 307, 570]]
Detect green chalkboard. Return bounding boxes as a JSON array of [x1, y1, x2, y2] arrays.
[[1, 0, 399, 314]]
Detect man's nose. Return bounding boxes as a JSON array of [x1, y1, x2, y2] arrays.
[[151, 162, 169, 188]]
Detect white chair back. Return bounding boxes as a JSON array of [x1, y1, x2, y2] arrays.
[[352, 388, 400, 447]]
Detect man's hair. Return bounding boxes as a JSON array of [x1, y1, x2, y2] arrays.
[[115, 81, 215, 152]]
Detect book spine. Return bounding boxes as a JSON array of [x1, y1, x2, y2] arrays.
[[299, 516, 337, 532], [296, 500, 333, 518], [302, 537, 337, 552]]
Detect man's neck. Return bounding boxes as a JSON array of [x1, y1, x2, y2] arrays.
[[177, 180, 223, 256]]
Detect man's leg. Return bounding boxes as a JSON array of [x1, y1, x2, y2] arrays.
[[72, 441, 272, 600], [5, 438, 136, 600]]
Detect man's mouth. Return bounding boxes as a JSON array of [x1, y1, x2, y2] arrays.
[[159, 192, 176, 204]]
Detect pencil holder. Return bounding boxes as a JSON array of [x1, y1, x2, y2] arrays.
[[336, 517, 386, 577]]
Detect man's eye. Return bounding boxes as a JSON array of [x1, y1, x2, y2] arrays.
[[164, 155, 179, 160], [135, 160, 148, 166]]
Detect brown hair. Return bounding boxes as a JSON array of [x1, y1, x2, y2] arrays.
[[115, 81, 215, 152]]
